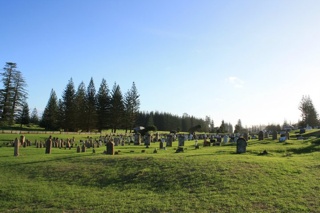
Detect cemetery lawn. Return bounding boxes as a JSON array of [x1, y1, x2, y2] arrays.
[[0, 133, 319, 212]]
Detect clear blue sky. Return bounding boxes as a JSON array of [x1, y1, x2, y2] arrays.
[[1, 0, 319, 127]]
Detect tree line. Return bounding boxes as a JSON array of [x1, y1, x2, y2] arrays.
[[1, 62, 319, 132], [40, 78, 140, 132]]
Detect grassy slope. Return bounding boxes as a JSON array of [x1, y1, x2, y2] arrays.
[[0, 132, 319, 212]]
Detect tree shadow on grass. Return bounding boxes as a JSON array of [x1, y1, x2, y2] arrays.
[[286, 140, 320, 154]]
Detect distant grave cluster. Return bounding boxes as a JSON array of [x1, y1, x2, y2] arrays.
[[9, 130, 296, 157]]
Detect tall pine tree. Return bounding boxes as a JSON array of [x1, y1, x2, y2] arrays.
[[85, 78, 97, 131], [96, 78, 110, 131], [40, 89, 59, 130], [110, 83, 124, 133], [61, 78, 76, 131], [74, 82, 87, 131], [124, 82, 140, 133]]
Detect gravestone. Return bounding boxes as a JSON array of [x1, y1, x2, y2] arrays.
[[223, 135, 229, 143], [23, 140, 27, 148], [258, 131, 264, 141], [155, 133, 160, 142], [264, 132, 269, 138], [178, 135, 185, 146], [81, 144, 86, 152], [76, 146, 81, 153], [159, 139, 164, 149], [285, 131, 290, 140], [45, 136, 52, 154], [300, 128, 306, 134], [233, 136, 238, 145], [236, 138, 247, 154], [279, 134, 286, 142], [134, 134, 141, 145], [14, 138, 19, 156], [166, 135, 173, 147], [114, 138, 120, 146], [203, 138, 210, 146], [20, 135, 25, 147], [106, 141, 114, 155], [216, 136, 222, 144], [272, 131, 277, 140], [144, 133, 151, 147]]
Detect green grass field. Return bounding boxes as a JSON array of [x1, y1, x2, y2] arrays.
[[0, 131, 319, 212]]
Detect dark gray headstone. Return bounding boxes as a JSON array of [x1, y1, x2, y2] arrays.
[[236, 138, 247, 154], [178, 135, 185, 146], [134, 134, 141, 145], [14, 138, 19, 156], [166, 135, 173, 147], [258, 131, 264, 141], [106, 141, 114, 155], [272, 131, 277, 140], [45, 136, 52, 154], [144, 134, 151, 147], [285, 131, 290, 140]]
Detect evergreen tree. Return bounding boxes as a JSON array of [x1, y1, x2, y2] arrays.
[[124, 82, 140, 133], [219, 120, 225, 133], [17, 102, 30, 127], [57, 99, 64, 130], [74, 82, 87, 131], [210, 119, 214, 133], [234, 119, 243, 133], [30, 108, 39, 124], [85, 77, 97, 131], [61, 78, 76, 131], [204, 116, 211, 133], [0, 62, 27, 125], [40, 89, 59, 130], [110, 83, 124, 133], [96, 78, 110, 131], [298, 95, 319, 127]]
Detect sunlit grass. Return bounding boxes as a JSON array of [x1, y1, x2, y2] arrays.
[[0, 131, 319, 212]]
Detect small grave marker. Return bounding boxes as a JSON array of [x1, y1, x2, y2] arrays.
[[106, 141, 114, 155], [14, 138, 19, 156], [45, 136, 52, 154]]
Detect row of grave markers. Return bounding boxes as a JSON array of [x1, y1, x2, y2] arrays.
[[12, 133, 249, 156], [12, 130, 295, 156]]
